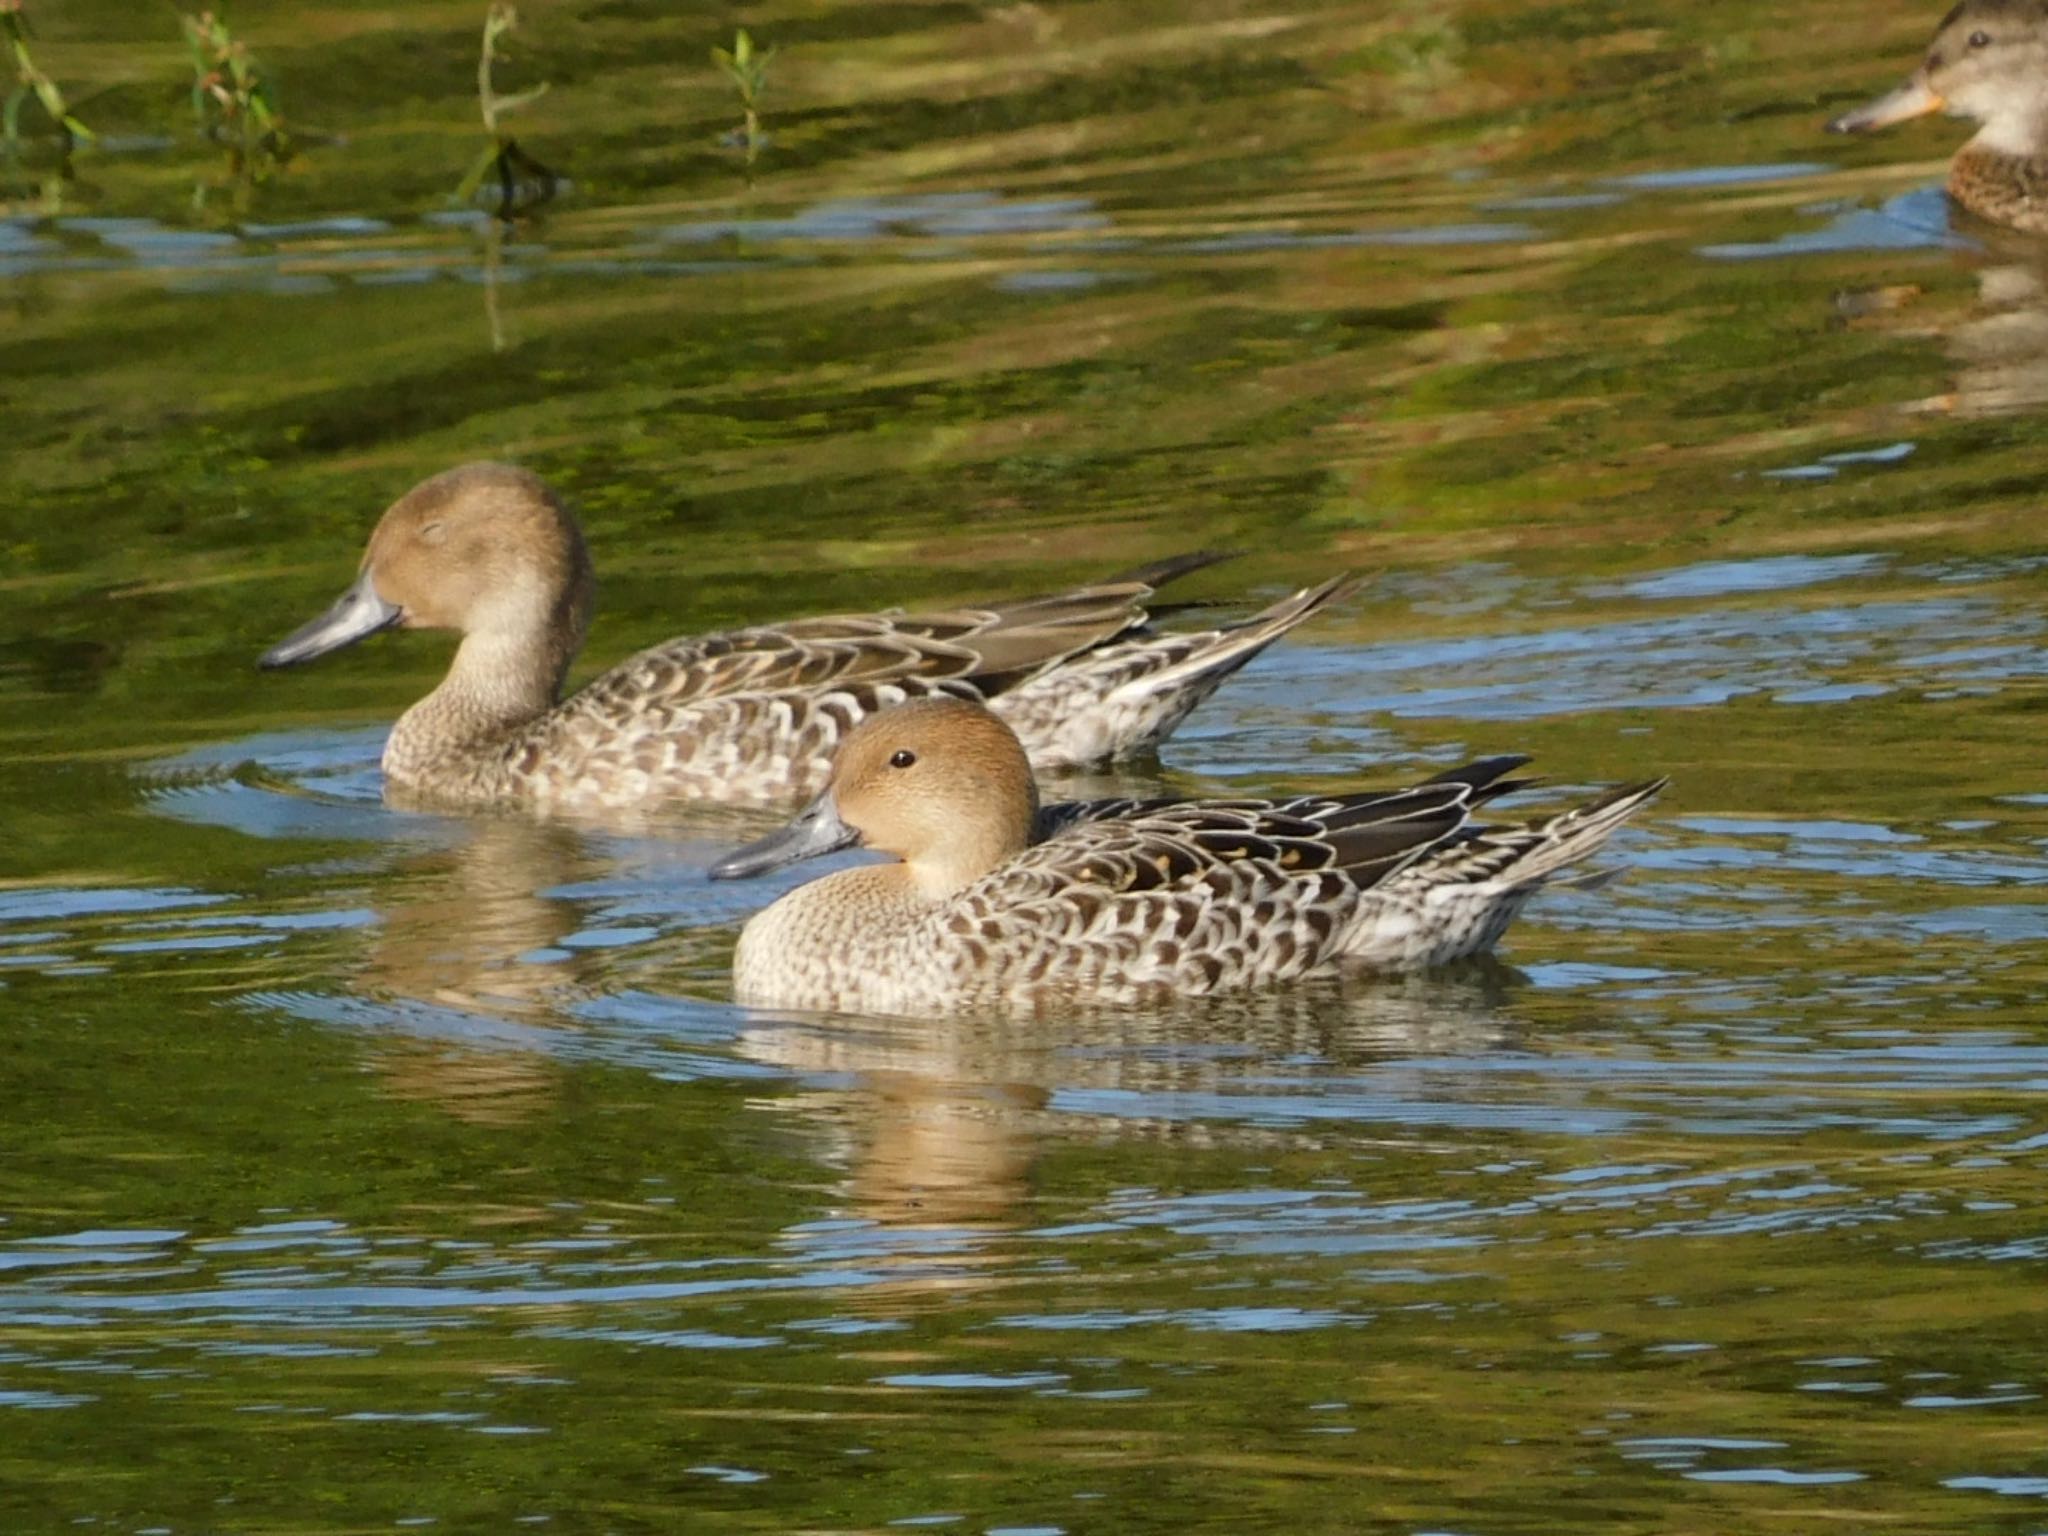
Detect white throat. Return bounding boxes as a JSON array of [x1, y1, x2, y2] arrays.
[[1963, 80, 2048, 158]]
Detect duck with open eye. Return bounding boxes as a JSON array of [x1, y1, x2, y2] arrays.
[[1830, 0, 2048, 235], [713, 698, 1666, 1017]]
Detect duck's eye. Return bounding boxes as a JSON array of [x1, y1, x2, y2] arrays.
[[1968, 28, 1992, 47], [419, 520, 447, 546], [888, 749, 917, 769]]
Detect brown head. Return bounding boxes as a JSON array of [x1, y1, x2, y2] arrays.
[[711, 698, 1040, 897], [259, 463, 596, 700], [1830, 1, 2048, 152]]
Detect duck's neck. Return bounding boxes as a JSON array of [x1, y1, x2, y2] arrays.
[[1967, 100, 2048, 161], [890, 778, 1037, 899], [384, 626, 574, 792], [898, 815, 1035, 899]]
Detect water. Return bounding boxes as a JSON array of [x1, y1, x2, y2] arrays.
[[6, 1, 2048, 1530]]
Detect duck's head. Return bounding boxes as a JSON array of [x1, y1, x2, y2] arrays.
[[711, 698, 1039, 897], [1830, 0, 2048, 152], [259, 462, 595, 677]]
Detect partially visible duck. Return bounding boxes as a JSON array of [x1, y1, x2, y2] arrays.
[[712, 697, 1666, 1016], [258, 463, 1353, 813], [1830, 0, 2048, 234]]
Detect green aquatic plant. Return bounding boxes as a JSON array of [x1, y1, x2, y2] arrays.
[[456, 2, 556, 219], [712, 27, 773, 172], [3, 1, 93, 157], [2, 1, 93, 213], [180, 8, 288, 188], [1333, 5, 1468, 120], [473, 2, 548, 140]]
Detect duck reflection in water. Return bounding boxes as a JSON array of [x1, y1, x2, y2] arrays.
[[712, 695, 1655, 1250], [733, 965, 1529, 1247], [350, 816, 609, 1126], [1836, 230, 2048, 416]]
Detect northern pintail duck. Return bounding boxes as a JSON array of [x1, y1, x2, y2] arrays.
[[258, 463, 1353, 812], [712, 698, 1666, 1015], [1830, 0, 2048, 234]]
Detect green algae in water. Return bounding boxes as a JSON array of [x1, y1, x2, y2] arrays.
[[4, 0, 2048, 1531]]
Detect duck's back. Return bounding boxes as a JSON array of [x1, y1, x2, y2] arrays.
[[512, 622, 988, 810], [486, 588, 1167, 810]]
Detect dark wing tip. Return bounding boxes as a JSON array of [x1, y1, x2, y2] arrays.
[[1414, 755, 1536, 793], [1105, 549, 1243, 591]]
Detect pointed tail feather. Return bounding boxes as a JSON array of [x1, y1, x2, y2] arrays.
[[1492, 778, 1667, 890], [1342, 777, 1664, 971], [1397, 777, 1665, 900], [993, 575, 1360, 767], [1101, 574, 1361, 705]]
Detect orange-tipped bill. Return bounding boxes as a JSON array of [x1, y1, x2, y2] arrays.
[[1829, 76, 1947, 134]]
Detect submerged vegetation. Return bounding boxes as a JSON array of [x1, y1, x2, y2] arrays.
[[2, 0, 92, 208], [2, 2, 91, 152], [712, 26, 773, 175], [180, 7, 289, 197], [456, 2, 556, 220], [0, 3, 789, 219]]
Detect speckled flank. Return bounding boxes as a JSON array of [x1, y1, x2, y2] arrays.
[[1949, 145, 2048, 232], [260, 463, 1353, 813], [727, 699, 1664, 1016]]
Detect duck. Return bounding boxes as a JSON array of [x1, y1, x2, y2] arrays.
[[711, 697, 1666, 1015], [258, 462, 1354, 813], [1830, 0, 2048, 234]]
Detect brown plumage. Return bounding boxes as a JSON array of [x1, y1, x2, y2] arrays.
[[717, 699, 1666, 1016], [258, 463, 1354, 813]]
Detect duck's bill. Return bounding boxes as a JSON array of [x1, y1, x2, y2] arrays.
[[258, 571, 403, 669], [1828, 77, 1946, 134], [710, 794, 861, 880]]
